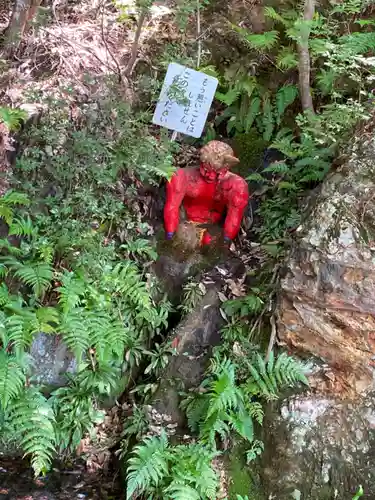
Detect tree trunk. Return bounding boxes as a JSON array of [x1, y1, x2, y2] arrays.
[[4, 0, 41, 53], [297, 0, 315, 113]]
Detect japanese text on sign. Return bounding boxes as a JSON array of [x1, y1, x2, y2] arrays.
[[152, 63, 218, 139]]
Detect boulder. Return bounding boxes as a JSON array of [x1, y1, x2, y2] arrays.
[[30, 333, 77, 391], [277, 128, 375, 396], [261, 388, 375, 499], [148, 257, 245, 430]]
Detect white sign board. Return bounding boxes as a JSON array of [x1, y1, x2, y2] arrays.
[[152, 63, 218, 139]]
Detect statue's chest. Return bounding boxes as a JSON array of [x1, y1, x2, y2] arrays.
[[185, 178, 229, 204]]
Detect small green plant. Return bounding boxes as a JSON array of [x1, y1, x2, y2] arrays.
[[179, 280, 206, 315], [181, 352, 308, 453], [0, 106, 28, 131], [353, 486, 364, 499], [126, 431, 219, 499]]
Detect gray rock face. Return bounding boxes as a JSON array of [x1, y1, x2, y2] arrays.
[[149, 257, 245, 429], [30, 333, 77, 390], [277, 128, 375, 396], [261, 391, 375, 499]]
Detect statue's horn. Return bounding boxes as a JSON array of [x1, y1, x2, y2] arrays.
[[224, 154, 240, 168]]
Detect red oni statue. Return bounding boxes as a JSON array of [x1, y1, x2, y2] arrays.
[[164, 141, 249, 247]]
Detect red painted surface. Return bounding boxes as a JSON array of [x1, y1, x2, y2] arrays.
[[164, 164, 249, 243]]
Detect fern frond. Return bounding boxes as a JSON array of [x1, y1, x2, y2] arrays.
[[264, 6, 289, 26], [0, 205, 14, 225], [1, 190, 30, 207], [8, 216, 34, 237], [216, 88, 241, 106], [263, 161, 289, 174], [10, 387, 56, 476], [276, 47, 299, 70], [199, 411, 230, 447], [3, 257, 53, 298], [6, 313, 30, 353], [247, 401, 264, 425], [316, 69, 337, 95], [339, 32, 375, 54], [245, 30, 280, 51], [245, 352, 308, 400], [165, 483, 201, 500], [181, 394, 209, 433], [244, 97, 261, 132], [57, 271, 86, 312], [262, 95, 274, 141], [59, 308, 90, 358], [126, 432, 169, 500], [0, 350, 26, 409], [227, 406, 254, 443], [275, 84, 298, 124], [122, 238, 158, 261], [206, 360, 239, 418], [75, 361, 122, 395], [0, 282, 11, 306]]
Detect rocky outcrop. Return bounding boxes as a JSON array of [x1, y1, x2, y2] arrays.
[[30, 333, 77, 391], [148, 257, 245, 430], [261, 389, 375, 499], [277, 127, 375, 396]]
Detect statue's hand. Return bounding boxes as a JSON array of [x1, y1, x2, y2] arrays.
[[165, 231, 174, 240]]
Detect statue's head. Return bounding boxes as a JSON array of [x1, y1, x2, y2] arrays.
[[199, 141, 239, 183]]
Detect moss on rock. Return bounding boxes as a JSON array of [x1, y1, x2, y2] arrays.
[[232, 130, 269, 179], [226, 442, 265, 500]]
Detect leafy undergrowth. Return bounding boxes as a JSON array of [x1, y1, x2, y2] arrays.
[[0, 85, 177, 476]]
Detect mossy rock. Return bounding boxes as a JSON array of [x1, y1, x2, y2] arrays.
[[232, 130, 269, 179], [226, 442, 265, 500]]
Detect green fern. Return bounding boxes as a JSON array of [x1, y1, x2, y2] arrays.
[[215, 88, 241, 106], [262, 95, 274, 141], [243, 30, 280, 51], [264, 6, 290, 26], [2, 257, 53, 298], [0, 350, 26, 409], [244, 351, 308, 400], [51, 383, 105, 453], [126, 431, 169, 499], [165, 483, 201, 500], [57, 271, 85, 313], [8, 216, 34, 237], [276, 46, 299, 70], [9, 387, 56, 476], [182, 357, 254, 448], [125, 434, 219, 500], [74, 360, 123, 396], [0, 190, 30, 207], [59, 308, 90, 358], [0, 191, 30, 226], [339, 32, 375, 54], [275, 84, 298, 124]]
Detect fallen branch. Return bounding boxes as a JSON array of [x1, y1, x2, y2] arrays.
[[297, 0, 315, 113]]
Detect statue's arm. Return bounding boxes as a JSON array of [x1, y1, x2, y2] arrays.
[[223, 179, 249, 241], [164, 169, 186, 238]]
